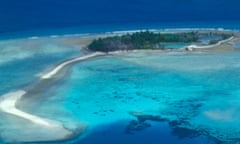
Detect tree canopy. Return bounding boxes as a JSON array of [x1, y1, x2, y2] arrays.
[[87, 31, 230, 52]]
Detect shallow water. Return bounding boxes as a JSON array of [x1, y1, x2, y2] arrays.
[[234, 42, 240, 48], [0, 36, 85, 143], [162, 42, 189, 49], [13, 51, 240, 143], [0, 37, 83, 95]]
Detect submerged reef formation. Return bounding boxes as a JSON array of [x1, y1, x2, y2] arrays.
[[128, 112, 221, 143]]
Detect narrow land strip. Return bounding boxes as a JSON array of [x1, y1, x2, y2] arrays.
[[0, 52, 106, 142], [41, 52, 105, 79]]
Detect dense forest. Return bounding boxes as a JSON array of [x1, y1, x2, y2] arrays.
[[87, 31, 231, 52]]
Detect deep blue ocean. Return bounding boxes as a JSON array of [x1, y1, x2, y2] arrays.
[[1, 0, 240, 38]]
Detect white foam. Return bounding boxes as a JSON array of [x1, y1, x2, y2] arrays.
[[106, 28, 230, 36], [49, 35, 59, 38], [28, 36, 39, 40], [63, 33, 90, 37], [106, 29, 161, 36]]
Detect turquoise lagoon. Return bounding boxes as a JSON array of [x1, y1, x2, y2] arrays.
[[1, 34, 240, 144]]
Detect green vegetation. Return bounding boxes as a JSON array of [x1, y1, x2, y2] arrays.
[[87, 31, 232, 52]]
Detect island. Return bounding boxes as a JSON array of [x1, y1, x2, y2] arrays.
[[87, 31, 233, 52]]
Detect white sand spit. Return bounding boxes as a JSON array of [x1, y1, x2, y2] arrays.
[[0, 90, 72, 141], [187, 36, 234, 49], [0, 90, 69, 128], [42, 52, 105, 79]]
